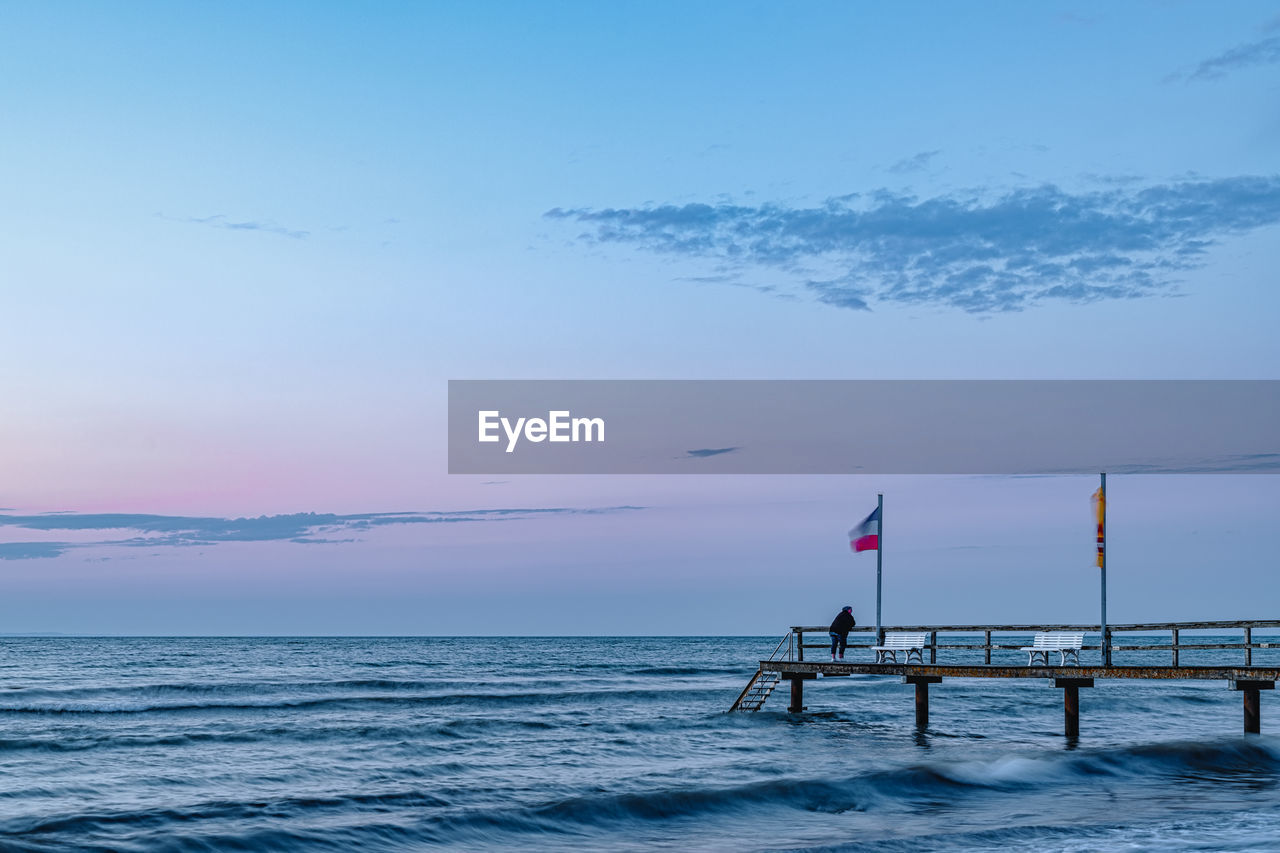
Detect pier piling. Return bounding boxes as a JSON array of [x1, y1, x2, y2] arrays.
[[1232, 679, 1273, 734], [1055, 678, 1093, 737], [904, 676, 943, 729], [1245, 689, 1259, 734], [786, 674, 814, 712]]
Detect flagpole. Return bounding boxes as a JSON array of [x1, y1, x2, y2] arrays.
[[876, 492, 883, 645], [1100, 472, 1108, 666]]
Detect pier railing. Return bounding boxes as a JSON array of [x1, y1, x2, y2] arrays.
[[789, 620, 1280, 667], [769, 631, 795, 663]]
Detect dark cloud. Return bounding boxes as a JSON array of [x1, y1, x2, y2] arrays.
[[682, 447, 740, 458], [547, 176, 1280, 313], [1185, 35, 1280, 81], [0, 507, 644, 560]]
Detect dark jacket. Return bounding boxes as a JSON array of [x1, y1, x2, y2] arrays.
[[829, 610, 856, 637]]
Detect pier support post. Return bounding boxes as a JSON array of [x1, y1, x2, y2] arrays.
[[903, 675, 942, 729], [1054, 678, 1093, 738], [785, 673, 815, 713], [1231, 679, 1273, 734]]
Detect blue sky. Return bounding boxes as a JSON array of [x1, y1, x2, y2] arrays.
[[1, 2, 1277, 633]]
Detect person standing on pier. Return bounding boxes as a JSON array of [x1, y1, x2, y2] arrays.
[[829, 606, 856, 661]]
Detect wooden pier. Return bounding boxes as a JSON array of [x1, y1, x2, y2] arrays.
[[731, 620, 1279, 736]]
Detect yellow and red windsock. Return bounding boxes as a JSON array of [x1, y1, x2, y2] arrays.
[[1092, 487, 1106, 568]]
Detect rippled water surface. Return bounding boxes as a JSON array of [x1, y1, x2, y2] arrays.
[[1, 637, 1278, 851]]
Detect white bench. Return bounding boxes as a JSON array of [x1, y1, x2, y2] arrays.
[[1021, 632, 1084, 666], [872, 632, 927, 664]]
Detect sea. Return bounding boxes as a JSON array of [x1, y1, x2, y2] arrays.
[[1, 636, 1278, 852]]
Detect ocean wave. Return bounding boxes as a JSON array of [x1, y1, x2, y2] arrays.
[[0, 717, 567, 754], [6, 679, 442, 699], [880, 737, 1280, 794], [0, 685, 732, 715], [625, 666, 751, 676], [2, 789, 453, 838], [4, 739, 1279, 850], [438, 738, 1280, 834]]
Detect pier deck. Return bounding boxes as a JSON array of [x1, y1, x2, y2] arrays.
[[732, 620, 1279, 734], [765, 662, 1280, 681]]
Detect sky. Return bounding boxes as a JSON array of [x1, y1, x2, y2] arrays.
[[1, 2, 1278, 634]]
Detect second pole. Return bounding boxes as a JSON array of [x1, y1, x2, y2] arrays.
[[876, 492, 884, 645]]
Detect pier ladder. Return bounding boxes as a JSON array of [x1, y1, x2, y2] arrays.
[[731, 633, 794, 711]]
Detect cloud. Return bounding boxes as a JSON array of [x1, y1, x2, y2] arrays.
[[888, 150, 940, 174], [547, 176, 1280, 313], [1055, 12, 1095, 27], [0, 507, 644, 559], [0, 543, 69, 560], [678, 273, 796, 300], [1184, 35, 1280, 81], [180, 214, 309, 239], [682, 447, 740, 458]]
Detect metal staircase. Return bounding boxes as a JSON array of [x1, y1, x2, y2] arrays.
[[730, 633, 793, 711]]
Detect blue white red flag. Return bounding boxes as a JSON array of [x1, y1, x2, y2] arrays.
[[849, 507, 880, 553]]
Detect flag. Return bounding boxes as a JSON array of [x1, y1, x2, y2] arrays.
[[849, 506, 880, 553], [1091, 487, 1105, 568]]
